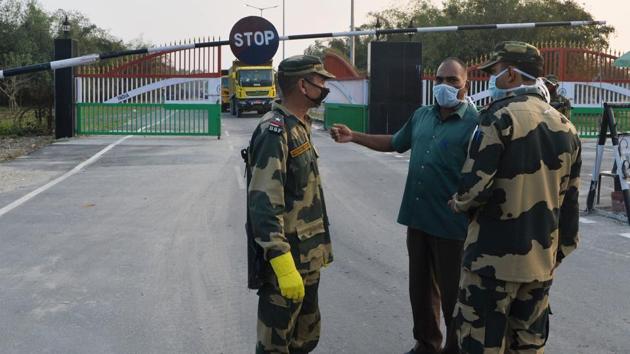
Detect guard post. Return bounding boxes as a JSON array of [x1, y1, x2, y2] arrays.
[[54, 35, 77, 139]]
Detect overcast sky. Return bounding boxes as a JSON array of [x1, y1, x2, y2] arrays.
[[40, 0, 629, 68]]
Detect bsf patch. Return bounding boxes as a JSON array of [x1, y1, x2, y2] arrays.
[[268, 117, 284, 134]]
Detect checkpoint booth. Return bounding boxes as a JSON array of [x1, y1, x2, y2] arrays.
[[322, 42, 423, 135]]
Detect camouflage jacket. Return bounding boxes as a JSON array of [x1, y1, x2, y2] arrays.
[[247, 101, 332, 275], [550, 92, 572, 119], [454, 87, 582, 282]]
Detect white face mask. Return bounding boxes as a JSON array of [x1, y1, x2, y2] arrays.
[[433, 84, 464, 108], [488, 67, 545, 101]]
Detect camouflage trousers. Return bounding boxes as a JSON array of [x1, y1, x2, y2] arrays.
[[256, 271, 321, 354], [454, 269, 552, 354]]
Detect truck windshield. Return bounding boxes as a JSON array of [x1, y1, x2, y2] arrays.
[[238, 70, 273, 87]]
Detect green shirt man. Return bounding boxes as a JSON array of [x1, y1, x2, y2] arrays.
[[331, 57, 478, 354]]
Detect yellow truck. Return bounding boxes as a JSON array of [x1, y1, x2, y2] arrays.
[[228, 60, 276, 117]]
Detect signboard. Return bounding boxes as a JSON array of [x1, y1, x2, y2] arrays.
[[230, 16, 279, 65]]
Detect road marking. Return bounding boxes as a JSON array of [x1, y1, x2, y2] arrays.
[[395, 155, 404, 158], [224, 130, 230, 137], [384, 152, 393, 155], [0, 135, 132, 218], [582, 245, 630, 259], [234, 166, 245, 190], [619, 233, 630, 239], [137, 112, 171, 132], [579, 217, 597, 224]]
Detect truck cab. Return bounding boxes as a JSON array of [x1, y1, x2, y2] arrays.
[[229, 61, 276, 117]]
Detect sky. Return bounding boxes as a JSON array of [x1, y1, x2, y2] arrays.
[[40, 0, 630, 69]]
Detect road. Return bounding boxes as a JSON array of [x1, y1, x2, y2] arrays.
[[0, 113, 629, 353]]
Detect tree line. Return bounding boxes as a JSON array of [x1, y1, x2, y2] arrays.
[[0, 0, 148, 135], [305, 0, 615, 73]]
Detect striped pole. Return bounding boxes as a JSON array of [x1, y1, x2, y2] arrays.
[[0, 20, 605, 79]]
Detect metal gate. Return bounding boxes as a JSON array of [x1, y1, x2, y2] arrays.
[[75, 38, 222, 137]]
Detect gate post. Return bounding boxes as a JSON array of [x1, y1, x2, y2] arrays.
[[54, 37, 77, 139], [368, 41, 422, 134]]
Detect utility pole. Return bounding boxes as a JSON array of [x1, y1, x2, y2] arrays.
[[350, 0, 355, 66]]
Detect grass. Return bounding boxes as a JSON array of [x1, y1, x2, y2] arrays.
[[0, 106, 50, 136]]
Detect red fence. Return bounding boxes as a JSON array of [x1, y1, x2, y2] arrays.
[[76, 38, 222, 79], [423, 46, 630, 83]]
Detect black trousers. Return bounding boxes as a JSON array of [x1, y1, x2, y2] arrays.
[[407, 227, 464, 354]]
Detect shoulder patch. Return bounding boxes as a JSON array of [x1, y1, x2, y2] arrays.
[[268, 116, 284, 134]]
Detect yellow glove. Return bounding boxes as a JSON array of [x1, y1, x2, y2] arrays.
[[270, 252, 304, 302]]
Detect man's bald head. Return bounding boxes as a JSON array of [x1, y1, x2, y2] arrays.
[[436, 57, 468, 83]]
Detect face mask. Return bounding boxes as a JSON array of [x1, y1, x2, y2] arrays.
[[488, 68, 509, 100], [535, 78, 551, 103], [433, 84, 464, 108], [488, 67, 539, 101], [303, 78, 330, 106]]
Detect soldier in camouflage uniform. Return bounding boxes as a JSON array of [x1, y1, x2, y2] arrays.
[[247, 55, 335, 354], [448, 42, 582, 353], [543, 74, 572, 119]]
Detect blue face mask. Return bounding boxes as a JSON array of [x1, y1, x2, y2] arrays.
[[488, 68, 509, 100], [433, 84, 464, 108], [488, 67, 538, 101]]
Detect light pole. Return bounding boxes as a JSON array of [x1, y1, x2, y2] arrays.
[[245, 4, 278, 17], [350, 0, 355, 66]]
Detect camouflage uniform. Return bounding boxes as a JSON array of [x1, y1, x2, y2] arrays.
[[549, 92, 571, 120], [248, 98, 333, 353], [452, 42, 582, 353], [545, 75, 572, 119]]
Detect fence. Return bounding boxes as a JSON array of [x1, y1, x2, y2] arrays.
[[75, 38, 222, 137]]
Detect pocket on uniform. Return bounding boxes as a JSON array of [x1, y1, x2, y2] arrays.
[[529, 305, 551, 346], [296, 219, 325, 241]]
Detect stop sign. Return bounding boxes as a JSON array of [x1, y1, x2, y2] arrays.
[[230, 16, 280, 65]]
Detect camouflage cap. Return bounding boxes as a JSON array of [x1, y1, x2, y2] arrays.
[[543, 74, 559, 86], [478, 41, 543, 73], [278, 55, 336, 79]]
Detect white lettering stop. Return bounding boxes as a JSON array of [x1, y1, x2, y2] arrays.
[[233, 30, 277, 48]]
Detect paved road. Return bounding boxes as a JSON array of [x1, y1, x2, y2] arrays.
[[0, 113, 629, 353]]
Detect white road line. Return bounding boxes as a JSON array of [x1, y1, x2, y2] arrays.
[[234, 166, 246, 190], [582, 245, 630, 259], [224, 130, 230, 137], [579, 217, 597, 224], [619, 233, 630, 240], [0, 135, 132, 218], [395, 155, 405, 158], [137, 111, 171, 133]]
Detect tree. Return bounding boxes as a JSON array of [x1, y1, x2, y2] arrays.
[[305, 0, 615, 72], [0, 0, 146, 134]]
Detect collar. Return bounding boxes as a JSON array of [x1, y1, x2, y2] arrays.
[[272, 100, 312, 131], [432, 101, 469, 120]]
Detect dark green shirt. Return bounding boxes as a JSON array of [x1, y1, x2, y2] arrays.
[[391, 102, 478, 240]]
